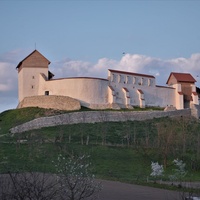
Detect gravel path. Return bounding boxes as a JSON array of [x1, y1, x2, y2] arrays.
[[98, 180, 183, 200]]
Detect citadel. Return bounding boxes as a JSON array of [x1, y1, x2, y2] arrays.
[[16, 50, 199, 111]]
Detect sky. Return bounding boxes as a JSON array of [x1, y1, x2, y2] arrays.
[[1, 0, 200, 113]]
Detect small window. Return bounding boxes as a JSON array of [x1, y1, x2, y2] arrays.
[[45, 91, 49, 95], [141, 78, 146, 85], [111, 74, 115, 82], [31, 85, 34, 89], [32, 76, 35, 79], [148, 79, 151, 86], [133, 77, 137, 84], [126, 76, 129, 84]]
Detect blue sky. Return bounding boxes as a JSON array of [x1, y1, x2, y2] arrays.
[[1, 0, 200, 113]]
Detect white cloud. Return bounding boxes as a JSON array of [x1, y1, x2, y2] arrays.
[[1, 49, 200, 113], [51, 59, 93, 78], [51, 53, 200, 86], [0, 62, 17, 91], [0, 51, 21, 113]]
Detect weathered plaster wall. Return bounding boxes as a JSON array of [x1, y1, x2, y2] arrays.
[[17, 95, 81, 111], [38, 77, 109, 109], [148, 86, 175, 107], [10, 109, 191, 134], [18, 68, 48, 102], [108, 71, 176, 108]]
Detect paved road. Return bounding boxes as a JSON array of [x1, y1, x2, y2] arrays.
[[98, 180, 182, 200]]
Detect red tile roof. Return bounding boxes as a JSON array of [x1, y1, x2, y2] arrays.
[[166, 72, 196, 84], [109, 69, 155, 78]]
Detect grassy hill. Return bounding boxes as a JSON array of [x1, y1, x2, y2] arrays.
[[1, 107, 200, 186]]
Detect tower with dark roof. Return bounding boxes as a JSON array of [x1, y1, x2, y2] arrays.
[[16, 50, 51, 102]]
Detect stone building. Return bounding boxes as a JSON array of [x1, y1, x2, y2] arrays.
[[16, 50, 199, 111]]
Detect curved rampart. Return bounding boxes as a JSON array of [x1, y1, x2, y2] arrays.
[[10, 109, 191, 134], [41, 77, 109, 109]]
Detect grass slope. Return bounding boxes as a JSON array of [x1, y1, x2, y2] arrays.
[[1, 107, 200, 185]]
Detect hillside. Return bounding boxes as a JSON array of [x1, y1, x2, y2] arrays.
[[1, 107, 200, 185], [0, 107, 69, 134]]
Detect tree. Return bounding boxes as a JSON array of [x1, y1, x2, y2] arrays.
[[54, 154, 101, 200], [156, 120, 178, 168], [150, 161, 164, 183], [169, 159, 187, 186], [0, 171, 59, 200]]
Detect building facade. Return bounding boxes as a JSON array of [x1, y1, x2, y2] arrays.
[[16, 50, 199, 110]]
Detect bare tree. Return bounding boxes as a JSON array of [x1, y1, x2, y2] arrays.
[[98, 111, 108, 146], [0, 171, 59, 200], [156, 120, 177, 168], [54, 154, 101, 200]]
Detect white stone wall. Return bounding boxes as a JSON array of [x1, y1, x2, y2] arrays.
[[18, 68, 48, 102], [18, 68, 184, 110], [38, 77, 109, 108], [108, 71, 176, 108], [145, 86, 175, 107]]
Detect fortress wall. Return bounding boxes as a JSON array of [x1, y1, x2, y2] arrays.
[[17, 95, 81, 111], [10, 109, 191, 134], [109, 72, 176, 108], [39, 78, 109, 108], [145, 86, 176, 107]]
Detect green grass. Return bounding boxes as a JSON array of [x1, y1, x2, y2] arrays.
[[0, 142, 151, 181], [1, 107, 200, 189], [0, 107, 69, 134], [0, 106, 163, 134], [1, 141, 200, 184]]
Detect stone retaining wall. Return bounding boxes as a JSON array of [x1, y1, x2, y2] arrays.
[[10, 109, 191, 134], [17, 95, 81, 111]]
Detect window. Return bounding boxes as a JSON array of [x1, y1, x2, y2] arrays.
[[111, 74, 115, 82], [148, 79, 151, 86], [45, 91, 49, 95], [118, 75, 121, 83], [141, 78, 146, 85], [133, 77, 137, 84], [31, 85, 34, 89], [126, 76, 129, 84], [32, 76, 35, 79]]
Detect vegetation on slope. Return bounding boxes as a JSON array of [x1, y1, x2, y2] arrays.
[[0, 107, 69, 134], [1, 107, 200, 186]]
